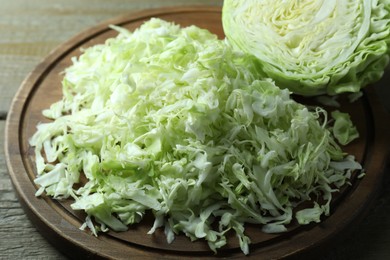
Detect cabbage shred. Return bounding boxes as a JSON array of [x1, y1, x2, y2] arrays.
[[30, 18, 361, 254]]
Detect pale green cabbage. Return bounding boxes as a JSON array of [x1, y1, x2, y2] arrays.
[[331, 110, 360, 145], [223, 0, 390, 96], [30, 18, 361, 255]]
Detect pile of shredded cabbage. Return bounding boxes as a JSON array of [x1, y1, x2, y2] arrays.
[[30, 18, 361, 254]]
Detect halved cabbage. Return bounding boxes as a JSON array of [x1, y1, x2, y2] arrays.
[[223, 0, 390, 95]]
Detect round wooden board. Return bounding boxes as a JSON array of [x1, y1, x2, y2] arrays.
[[4, 6, 390, 260]]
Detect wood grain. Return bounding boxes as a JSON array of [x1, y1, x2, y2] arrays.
[[4, 6, 390, 260]]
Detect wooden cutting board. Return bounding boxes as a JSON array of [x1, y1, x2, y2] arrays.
[[5, 6, 390, 259]]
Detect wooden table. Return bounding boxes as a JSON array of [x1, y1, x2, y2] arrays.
[[1, 1, 390, 259]]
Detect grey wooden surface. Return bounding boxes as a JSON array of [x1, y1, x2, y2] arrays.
[[1, 1, 390, 259]]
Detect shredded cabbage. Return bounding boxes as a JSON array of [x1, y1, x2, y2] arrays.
[[30, 18, 362, 255], [222, 0, 390, 96], [331, 110, 360, 145]]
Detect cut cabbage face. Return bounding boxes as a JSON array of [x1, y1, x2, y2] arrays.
[[30, 18, 361, 255], [223, 0, 390, 96]]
